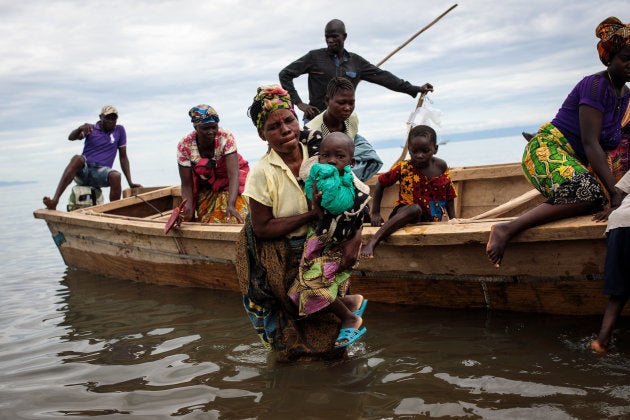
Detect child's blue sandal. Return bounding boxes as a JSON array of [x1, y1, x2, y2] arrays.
[[353, 299, 368, 317], [335, 326, 367, 348]]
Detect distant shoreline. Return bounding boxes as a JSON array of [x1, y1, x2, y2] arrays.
[[0, 181, 37, 187]]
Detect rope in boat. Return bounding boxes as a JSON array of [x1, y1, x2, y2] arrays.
[[133, 194, 164, 216]]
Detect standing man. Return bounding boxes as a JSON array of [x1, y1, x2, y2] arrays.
[[279, 19, 434, 121], [43, 105, 141, 210]]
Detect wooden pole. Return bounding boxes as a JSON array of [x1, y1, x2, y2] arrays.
[[391, 92, 427, 168], [467, 189, 542, 221], [376, 4, 458, 67], [376, 4, 458, 168]]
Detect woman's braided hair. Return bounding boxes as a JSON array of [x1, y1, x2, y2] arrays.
[[325, 77, 355, 102]]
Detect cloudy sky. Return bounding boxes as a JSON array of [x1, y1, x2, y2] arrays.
[[1, 0, 627, 188]]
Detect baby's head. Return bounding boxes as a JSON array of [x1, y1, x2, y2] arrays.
[[319, 132, 355, 174], [407, 125, 438, 167]]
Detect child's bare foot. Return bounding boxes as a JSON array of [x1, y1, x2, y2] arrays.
[[360, 242, 376, 258], [590, 340, 608, 354], [486, 223, 510, 268], [43, 196, 58, 210], [340, 313, 362, 330]]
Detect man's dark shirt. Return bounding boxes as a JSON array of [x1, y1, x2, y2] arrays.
[[279, 48, 420, 113]]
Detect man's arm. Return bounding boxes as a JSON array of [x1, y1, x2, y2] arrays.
[[279, 51, 321, 120], [118, 146, 141, 188], [352, 53, 433, 98], [68, 123, 93, 140]]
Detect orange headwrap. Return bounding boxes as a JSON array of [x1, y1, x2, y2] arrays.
[[596, 17, 630, 65]]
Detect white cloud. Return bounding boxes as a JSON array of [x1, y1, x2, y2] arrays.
[[0, 0, 626, 187]]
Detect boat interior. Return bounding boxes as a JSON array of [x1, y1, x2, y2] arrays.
[[95, 162, 545, 223]]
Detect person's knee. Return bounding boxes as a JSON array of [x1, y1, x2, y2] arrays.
[[402, 204, 422, 219], [393, 204, 422, 224], [108, 170, 121, 187], [68, 155, 85, 169]]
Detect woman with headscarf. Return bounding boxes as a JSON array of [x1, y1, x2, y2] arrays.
[[234, 85, 364, 361], [486, 16, 630, 268], [177, 104, 249, 223]]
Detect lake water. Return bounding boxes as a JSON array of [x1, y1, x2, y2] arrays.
[[3, 138, 630, 419]]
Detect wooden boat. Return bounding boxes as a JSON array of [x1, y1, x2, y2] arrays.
[[33, 162, 615, 315]]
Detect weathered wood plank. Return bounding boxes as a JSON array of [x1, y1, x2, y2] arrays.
[[60, 246, 239, 290], [449, 162, 523, 180]]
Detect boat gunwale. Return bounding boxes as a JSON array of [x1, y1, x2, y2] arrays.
[[34, 208, 606, 246], [32, 160, 606, 246]]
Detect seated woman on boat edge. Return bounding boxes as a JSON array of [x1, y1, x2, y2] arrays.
[[234, 84, 366, 362], [486, 16, 630, 268], [177, 104, 249, 224]]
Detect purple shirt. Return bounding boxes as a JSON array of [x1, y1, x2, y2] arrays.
[[551, 73, 630, 163], [82, 122, 127, 167]]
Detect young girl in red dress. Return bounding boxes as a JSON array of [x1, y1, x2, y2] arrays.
[[361, 124, 456, 258]]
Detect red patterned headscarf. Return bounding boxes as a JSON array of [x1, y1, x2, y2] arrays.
[[596, 17, 630, 66]]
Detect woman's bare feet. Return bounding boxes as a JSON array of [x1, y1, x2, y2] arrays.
[[43, 196, 58, 210], [486, 223, 511, 268]]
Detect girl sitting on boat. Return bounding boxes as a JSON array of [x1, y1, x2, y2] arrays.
[[177, 105, 249, 223], [361, 124, 457, 258], [486, 17, 630, 268], [288, 132, 371, 348]]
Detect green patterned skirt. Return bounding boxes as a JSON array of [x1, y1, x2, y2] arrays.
[[522, 123, 606, 206], [235, 217, 345, 362]]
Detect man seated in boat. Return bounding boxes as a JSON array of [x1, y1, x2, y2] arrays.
[[362, 124, 457, 258], [43, 105, 142, 210]]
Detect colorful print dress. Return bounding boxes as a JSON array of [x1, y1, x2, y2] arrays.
[[378, 160, 457, 222], [176, 129, 249, 223]]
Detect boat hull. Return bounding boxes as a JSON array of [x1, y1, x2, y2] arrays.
[[34, 163, 615, 315]]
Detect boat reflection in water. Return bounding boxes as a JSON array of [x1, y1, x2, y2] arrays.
[[52, 268, 630, 418]]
